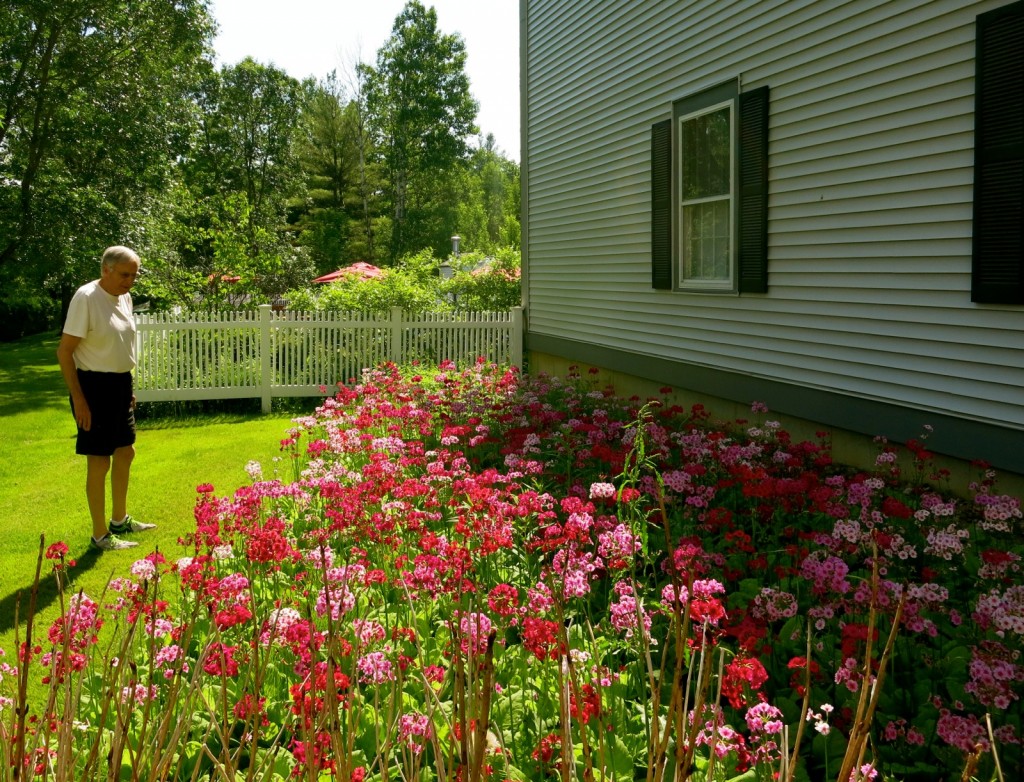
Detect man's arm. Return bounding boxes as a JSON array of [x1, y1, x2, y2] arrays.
[[57, 333, 91, 431]]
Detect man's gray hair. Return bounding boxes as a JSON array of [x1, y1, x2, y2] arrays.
[[101, 245, 140, 269]]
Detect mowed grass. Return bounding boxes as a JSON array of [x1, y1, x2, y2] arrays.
[[0, 332, 315, 657]]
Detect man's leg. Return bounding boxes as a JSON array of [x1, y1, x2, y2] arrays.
[[110, 444, 135, 524], [86, 454, 111, 540]]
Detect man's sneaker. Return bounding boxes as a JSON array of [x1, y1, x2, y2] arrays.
[[91, 533, 139, 551], [109, 515, 157, 534]]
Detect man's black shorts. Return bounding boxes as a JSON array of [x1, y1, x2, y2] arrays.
[[70, 370, 136, 456]]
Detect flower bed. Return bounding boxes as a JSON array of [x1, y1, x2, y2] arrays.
[[2, 361, 1021, 781]]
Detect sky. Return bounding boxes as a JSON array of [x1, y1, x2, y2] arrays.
[[210, 0, 521, 160]]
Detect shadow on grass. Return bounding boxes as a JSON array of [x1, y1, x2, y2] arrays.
[[136, 397, 316, 429], [0, 547, 104, 635], [0, 332, 68, 418]]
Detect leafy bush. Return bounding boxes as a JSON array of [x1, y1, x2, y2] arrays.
[[441, 247, 521, 311], [284, 247, 521, 315], [0, 283, 57, 340], [311, 267, 439, 314]]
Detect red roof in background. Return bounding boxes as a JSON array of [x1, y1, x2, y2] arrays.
[[313, 262, 383, 283]]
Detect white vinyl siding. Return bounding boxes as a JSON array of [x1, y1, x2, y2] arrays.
[[523, 0, 1024, 431]]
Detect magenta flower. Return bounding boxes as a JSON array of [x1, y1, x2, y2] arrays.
[[357, 652, 394, 684], [398, 712, 432, 753], [459, 612, 493, 656], [609, 581, 651, 640]]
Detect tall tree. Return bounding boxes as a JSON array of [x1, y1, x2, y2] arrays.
[[161, 57, 314, 305], [459, 134, 520, 253], [293, 71, 381, 270], [0, 0, 213, 280], [188, 58, 305, 230], [347, 62, 381, 264], [361, 1, 478, 261]]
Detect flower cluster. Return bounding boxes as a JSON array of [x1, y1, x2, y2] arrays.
[[4, 360, 1021, 782]]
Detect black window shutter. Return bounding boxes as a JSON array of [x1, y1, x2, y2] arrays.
[[737, 86, 769, 294], [651, 119, 672, 290], [972, 1, 1024, 304]]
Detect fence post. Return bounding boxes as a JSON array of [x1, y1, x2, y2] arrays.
[[259, 304, 273, 413], [511, 306, 524, 369], [389, 306, 403, 365]]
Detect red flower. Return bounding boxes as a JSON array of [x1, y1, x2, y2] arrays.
[[522, 617, 564, 661], [841, 623, 879, 660], [487, 583, 520, 617], [203, 643, 240, 677], [723, 611, 768, 653], [881, 496, 913, 519], [570, 683, 602, 725], [532, 733, 562, 763], [721, 655, 769, 708], [289, 732, 335, 776], [690, 597, 726, 626], [787, 656, 821, 695], [245, 517, 300, 563], [233, 693, 269, 725], [981, 549, 1013, 565], [619, 487, 642, 503], [214, 603, 252, 631], [45, 541, 69, 560]]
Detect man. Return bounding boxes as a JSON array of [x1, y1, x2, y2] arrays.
[[57, 246, 156, 551]]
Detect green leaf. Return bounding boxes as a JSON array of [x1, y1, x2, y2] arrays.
[[811, 729, 847, 762], [724, 768, 758, 782], [602, 731, 640, 782], [491, 685, 528, 732]]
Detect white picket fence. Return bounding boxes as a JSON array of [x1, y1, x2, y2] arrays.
[[134, 305, 523, 412]]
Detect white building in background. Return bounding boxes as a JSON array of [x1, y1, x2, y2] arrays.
[[519, 0, 1024, 480]]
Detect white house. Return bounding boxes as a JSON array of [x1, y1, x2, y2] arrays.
[[519, 0, 1024, 479]]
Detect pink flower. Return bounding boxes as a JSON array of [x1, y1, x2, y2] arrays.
[[459, 612, 493, 656], [849, 764, 878, 781], [597, 524, 641, 569], [120, 683, 159, 705], [398, 712, 432, 753], [357, 652, 394, 684], [609, 581, 651, 640], [936, 710, 989, 753], [130, 559, 157, 581]]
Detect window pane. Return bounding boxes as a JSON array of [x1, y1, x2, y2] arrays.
[[683, 199, 730, 281], [680, 106, 730, 200]]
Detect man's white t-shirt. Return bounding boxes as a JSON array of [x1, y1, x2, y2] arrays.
[[63, 280, 137, 373]]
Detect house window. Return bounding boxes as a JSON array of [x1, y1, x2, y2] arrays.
[[679, 100, 734, 287], [652, 81, 768, 293], [972, 0, 1024, 304]]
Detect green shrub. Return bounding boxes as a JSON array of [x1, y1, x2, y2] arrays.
[[0, 287, 57, 341], [282, 246, 522, 315], [442, 246, 521, 311], [315, 267, 439, 314]]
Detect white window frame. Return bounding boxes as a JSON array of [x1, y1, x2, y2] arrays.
[[675, 93, 738, 293]]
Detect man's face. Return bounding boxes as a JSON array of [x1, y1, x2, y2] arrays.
[[100, 259, 141, 296]]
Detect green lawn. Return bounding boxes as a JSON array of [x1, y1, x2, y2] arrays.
[[0, 332, 315, 654]]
